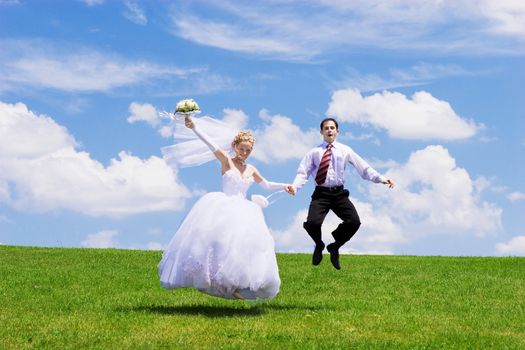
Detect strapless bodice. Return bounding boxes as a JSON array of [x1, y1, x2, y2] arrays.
[[221, 168, 254, 197]]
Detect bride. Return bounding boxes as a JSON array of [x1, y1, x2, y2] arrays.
[[158, 114, 291, 300]]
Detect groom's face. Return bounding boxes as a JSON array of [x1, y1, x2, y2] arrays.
[[320, 120, 338, 144]]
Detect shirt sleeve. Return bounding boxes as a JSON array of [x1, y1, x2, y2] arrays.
[[347, 147, 386, 183], [292, 150, 314, 190]]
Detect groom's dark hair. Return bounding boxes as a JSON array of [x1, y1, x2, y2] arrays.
[[320, 117, 339, 130]]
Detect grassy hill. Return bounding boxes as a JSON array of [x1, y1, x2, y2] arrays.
[[1, 245, 524, 349]]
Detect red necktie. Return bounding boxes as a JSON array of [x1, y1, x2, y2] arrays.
[[315, 144, 333, 185]]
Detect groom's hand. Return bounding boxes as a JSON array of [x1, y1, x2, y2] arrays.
[[285, 185, 296, 196], [382, 179, 395, 189]]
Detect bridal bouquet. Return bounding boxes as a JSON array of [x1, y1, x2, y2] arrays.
[[175, 99, 200, 113]]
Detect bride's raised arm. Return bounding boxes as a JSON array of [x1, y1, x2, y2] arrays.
[[185, 115, 230, 168]]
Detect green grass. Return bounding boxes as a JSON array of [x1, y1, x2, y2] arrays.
[[1, 245, 524, 349]]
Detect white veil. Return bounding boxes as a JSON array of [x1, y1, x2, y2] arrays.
[[161, 115, 238, 168]]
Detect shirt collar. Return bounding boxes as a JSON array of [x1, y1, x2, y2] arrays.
[[320, 140, 339, 149]]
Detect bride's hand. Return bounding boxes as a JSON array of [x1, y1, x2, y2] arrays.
[[184, 116, 194, 129]]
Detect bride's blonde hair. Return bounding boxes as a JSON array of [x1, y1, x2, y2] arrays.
[[232, 130, 256, 146]]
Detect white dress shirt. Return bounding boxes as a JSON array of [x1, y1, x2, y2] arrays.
[[292, 141, 386, 190]]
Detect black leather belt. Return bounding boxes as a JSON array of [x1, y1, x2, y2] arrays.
[[316, 185, 344, 192]]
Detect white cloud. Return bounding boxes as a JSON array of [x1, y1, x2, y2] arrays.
[[272, 204, 402, 255], [477, 1, 525, 37], [63, 98, 91, 114], [333, 63, 478, 92], [273, 145, 502, 254], [327, 88, 482, 140], [0, 101, 191, 217], [0, 102, 77, 159], [146, 228, 162, 236], [496, 235, 525, 256], [491, 185, 508, 193], [508, 191, 525, 202], [368, 145, 502, 237], [170, 10, 314, 61], [272, 209, 323, 254], [81, 230, 165, 250], [221, 108, 249, 130], [8, 55, 183, 92], [168, 2, 525, 61], [127, 102, 159, 126], [123, 1, 147, 26], [0, 179, 11, 203], [252, 109, 320, 163], [479, 135, 499, 143], [0, 39, 203, 93], [343, 131, 376, 142], [474, 178, 510, 195], [473, 176, 492, 193], [81, 230, 119, 248], [158, 124, 174, 139], [81, 0, 104, 6], [165, 74, 239, 97], [145, 241, 164, 250], [367, 158, 399, 171]]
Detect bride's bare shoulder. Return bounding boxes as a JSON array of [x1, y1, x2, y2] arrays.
[[248, 165, 263, 181]]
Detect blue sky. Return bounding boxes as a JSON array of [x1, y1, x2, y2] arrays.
[[1, 0, 524, 256]]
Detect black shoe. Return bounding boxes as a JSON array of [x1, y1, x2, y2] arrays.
[[312, 243, 325, 265], [327, 243, 341, 270]]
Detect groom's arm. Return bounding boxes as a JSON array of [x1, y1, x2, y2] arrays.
[[346, 146, 387, 184], [287, 152, 313, 195]]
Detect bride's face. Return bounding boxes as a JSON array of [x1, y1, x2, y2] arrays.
[[234, 141, 253, 161]]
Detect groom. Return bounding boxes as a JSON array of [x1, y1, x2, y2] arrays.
[[286, 118, 394, 269]]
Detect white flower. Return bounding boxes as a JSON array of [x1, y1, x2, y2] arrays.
[[175, 99, 200, 113]]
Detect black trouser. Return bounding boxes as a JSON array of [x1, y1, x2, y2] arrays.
[[303, 186, 361, 249]]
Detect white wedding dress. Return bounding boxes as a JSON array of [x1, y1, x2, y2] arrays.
[[158, 168, 281, 300]]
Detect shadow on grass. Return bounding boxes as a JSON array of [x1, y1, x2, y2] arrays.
[[116, 303, 327, 318]]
